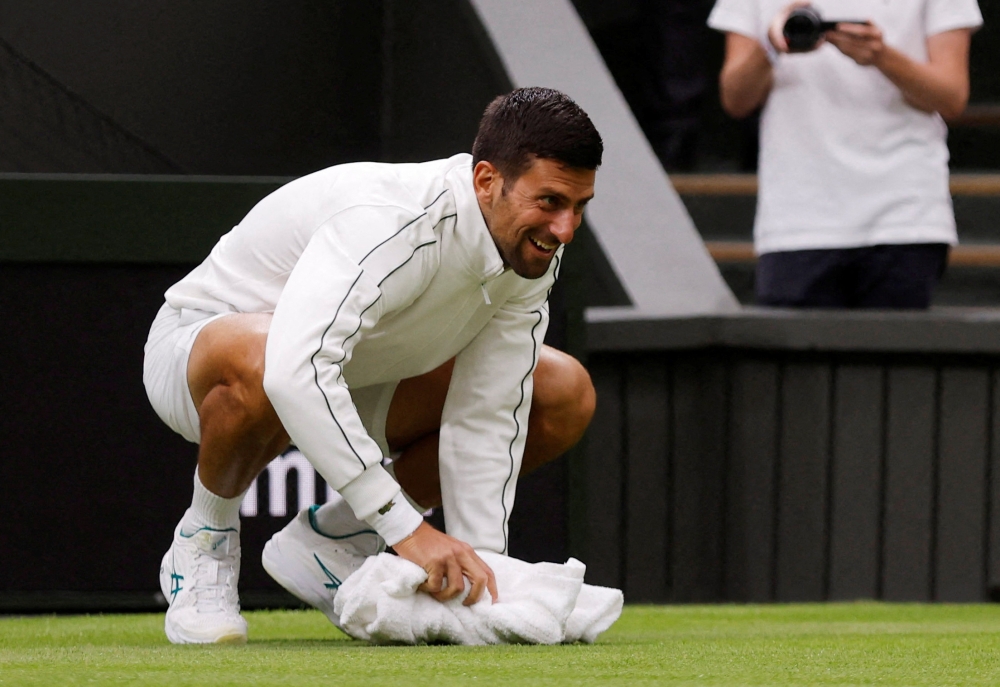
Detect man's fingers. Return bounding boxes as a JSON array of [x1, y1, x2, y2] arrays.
[[485, 565, 498, 604], [460, 553, 489, 605], [395, 523, 500, 605], [418, 561, 446, 595], [458, 550, 498, 605], [464, 570, 487, 607], [432, 559, 465, 602], [465, 563, 500, 605]]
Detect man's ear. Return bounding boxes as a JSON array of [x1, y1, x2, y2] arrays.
[[472, 160, 502, 205]]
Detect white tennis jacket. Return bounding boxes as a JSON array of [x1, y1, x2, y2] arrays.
[[164, 154, 558, 553]]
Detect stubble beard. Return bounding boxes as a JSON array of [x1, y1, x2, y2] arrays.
[[505, 238, 553, 280]]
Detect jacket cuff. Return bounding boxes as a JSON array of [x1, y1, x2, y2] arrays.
[[339, 465, 423, 545], [364, 493, 424, 546], [339, 464, 402, 520]]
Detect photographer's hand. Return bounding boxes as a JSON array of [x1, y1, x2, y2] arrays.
[[718, 0, 812, 118], [828, 24, 972, 120], [826, 22, 884, 66], [768, 1, 815, 54]]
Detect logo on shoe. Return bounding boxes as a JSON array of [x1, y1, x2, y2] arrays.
[[170, 571, 184, 600], [313, 554, 342, 590]]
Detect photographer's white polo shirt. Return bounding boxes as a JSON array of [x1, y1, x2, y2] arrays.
[[709, 0, 983, 254]]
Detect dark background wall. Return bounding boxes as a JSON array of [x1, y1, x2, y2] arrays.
[[0, 0, 507, 175]]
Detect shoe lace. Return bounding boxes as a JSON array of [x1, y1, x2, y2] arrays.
[[189, 548, 238, 610]]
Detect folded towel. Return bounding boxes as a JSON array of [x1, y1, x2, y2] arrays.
[[334, 551, 623, 645]]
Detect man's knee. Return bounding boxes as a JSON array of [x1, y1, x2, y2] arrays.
[[188, 314, 277, 432], [530, 347, 596, 454]]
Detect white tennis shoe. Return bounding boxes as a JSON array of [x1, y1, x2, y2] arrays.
[[159, 523, 248, 644], [262, 504, 384, 628]]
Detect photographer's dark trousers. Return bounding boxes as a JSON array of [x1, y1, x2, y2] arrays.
[[755, 243, 949, 309]]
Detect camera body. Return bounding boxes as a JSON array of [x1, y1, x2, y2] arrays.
[[783, 6, 837, 52], [782, 6, 867, 53]]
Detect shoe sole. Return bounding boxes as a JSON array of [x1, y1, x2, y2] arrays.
[[165, 623, 248, 645]]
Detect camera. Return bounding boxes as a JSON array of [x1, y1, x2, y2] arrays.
[[783, 6, 866, 53]]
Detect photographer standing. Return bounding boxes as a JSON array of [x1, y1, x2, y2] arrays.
[[708, 0, 982, 308]]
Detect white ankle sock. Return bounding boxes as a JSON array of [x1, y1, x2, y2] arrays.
[[182, 469, 244, 531], [311, 492, 371, 537]]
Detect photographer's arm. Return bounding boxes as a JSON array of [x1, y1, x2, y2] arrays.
[[826, 25, 972, 120], [718, 32, 774, 119]]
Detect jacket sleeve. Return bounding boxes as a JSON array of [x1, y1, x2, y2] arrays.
[[437, 259, 558, 554], [263, 206, 432, 545]]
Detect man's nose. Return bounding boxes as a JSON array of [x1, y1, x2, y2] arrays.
[[550, 210, 577, 245]]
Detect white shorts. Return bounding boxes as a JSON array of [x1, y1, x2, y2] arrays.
[[142, 302, 398, 455]]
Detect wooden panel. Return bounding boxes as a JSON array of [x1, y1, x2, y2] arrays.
[[623, 357, 670, 602], [725, 358, 779, 602], [703, 242, 1000, 268], [670, 354, 729, 601], [935, 367, 989, 601], [882, 367, 936, 601], [828, 365, 884, 600], [581, 358, 625, 589], [775, 363, 831, 601]]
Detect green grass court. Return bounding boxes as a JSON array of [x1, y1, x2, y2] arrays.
[[2, 604, 999, 685]]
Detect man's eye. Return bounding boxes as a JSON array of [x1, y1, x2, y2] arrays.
[[540, 196, 558, 207]]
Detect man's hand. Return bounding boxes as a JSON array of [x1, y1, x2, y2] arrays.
[[768, 1, 814, 54], [392, 521, 499, 606], [826, 22, 885, 66]]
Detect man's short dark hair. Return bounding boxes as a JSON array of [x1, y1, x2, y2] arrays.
[[472, 87, 603, 185]]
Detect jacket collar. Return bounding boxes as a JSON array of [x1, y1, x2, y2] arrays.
[[446, 156, 506, 282]]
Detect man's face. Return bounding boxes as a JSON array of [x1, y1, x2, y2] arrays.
[[474, 157, 596, 279]]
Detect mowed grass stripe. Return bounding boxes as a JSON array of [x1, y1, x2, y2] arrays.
[[1, 604, 999, 686]]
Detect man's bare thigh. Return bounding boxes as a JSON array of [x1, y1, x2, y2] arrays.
[[187, 314, 569, 454], [384, 345, 569, 451]]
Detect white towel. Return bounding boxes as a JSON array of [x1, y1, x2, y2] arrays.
[[334, 551, 623, 645]]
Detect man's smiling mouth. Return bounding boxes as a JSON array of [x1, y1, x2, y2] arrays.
[[529, 236, 557, 252]]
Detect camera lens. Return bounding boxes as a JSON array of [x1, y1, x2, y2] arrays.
[[783, 6, 824, 52]]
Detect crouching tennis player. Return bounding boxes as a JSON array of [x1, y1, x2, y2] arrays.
[[142, 87, 602, 643]]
